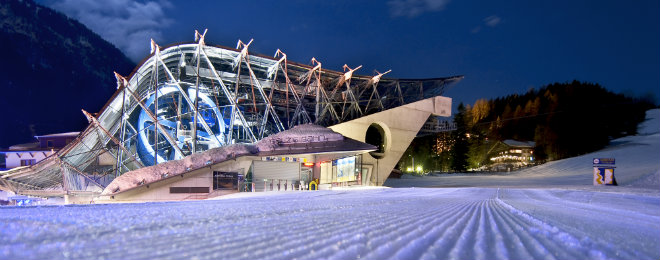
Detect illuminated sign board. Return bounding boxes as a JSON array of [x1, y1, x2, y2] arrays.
[[593, 158, 616, 186], [593, 158, 615, 165], [336, 157, 356, 182]]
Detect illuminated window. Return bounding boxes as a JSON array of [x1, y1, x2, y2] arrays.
[[20, 159, 36, 166]]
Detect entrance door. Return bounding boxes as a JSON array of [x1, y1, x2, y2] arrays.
[[252, 161, 300, 191], [300, 168, 311, 184]]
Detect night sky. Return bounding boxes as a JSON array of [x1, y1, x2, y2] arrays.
[[39, 0, 659, 107]]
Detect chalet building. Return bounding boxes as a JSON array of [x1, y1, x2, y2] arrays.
[[488, 139, 535, 171], [1, 132, 79, 169]]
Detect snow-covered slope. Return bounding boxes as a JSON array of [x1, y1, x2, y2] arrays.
[[387, 109, 660, 190], [1, 188, 658, 259], [637, 109, 660, 135]]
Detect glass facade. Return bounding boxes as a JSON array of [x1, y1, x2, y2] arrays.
[[320, 155, 363, 184]]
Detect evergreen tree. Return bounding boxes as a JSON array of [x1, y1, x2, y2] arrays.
[[451, 103, 469, 172], [433, 131, 454, 172]]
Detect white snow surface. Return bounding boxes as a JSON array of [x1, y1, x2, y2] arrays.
[[637, 109, 660, 135], [1, 110, 659, 260], [1, 188, 658, 259]]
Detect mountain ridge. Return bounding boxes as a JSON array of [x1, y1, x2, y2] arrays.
[[0, 0, 135, 148]]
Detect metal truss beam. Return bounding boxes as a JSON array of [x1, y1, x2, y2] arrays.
[[231, 38, 285, 139], [152, 39, 223, 148], [365, 70, 391, 111], [200, 46, 257, 143], [82, 109, 144, 169], [338, 64, 363, 120]]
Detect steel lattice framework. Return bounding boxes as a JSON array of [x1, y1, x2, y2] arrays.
[[0, 31, 462, 193]]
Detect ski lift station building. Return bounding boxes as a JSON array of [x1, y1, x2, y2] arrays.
[[0, 32, 459, 203]]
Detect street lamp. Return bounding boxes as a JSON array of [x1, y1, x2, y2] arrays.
[[410, 154, 415, 173]]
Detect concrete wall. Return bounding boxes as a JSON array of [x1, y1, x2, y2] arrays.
[[38, 136, 74, 149], [97, 169, 213, 203], [329, 96, 451, 185], [97, 156, 257, 203], [98, 151, 116, 166], [65, 193, 98, 204], [4, 151, 54, 168]]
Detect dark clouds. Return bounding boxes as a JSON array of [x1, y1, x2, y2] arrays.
[[44, 0, 173, 62]]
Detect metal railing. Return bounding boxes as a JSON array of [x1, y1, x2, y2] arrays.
[[259, 179, 309, 192]]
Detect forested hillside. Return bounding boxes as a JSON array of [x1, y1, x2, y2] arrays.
[[400, 80, 655, 172]]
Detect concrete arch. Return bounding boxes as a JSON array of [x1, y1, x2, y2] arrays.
[[365, 121, 390, 160], [329, 96, 451, 185]]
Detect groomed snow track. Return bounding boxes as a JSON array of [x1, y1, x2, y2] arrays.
[[1, 188, 658, 259]]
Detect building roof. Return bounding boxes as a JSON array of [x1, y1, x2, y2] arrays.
[[6, 142, 40, 151], [2, 142, 54, 152], [1, 132, 80, 151], [34, 132, 80, 139], [502, 139, 535, 148], [101, 124, 375, 196]]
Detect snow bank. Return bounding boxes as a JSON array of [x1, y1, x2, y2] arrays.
[[627, 169, 660, 189], [400, 174, 424, 179], [638, 108, 659, 135]]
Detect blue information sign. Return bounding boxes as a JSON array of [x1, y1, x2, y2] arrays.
[[593, 158, 615, 165]]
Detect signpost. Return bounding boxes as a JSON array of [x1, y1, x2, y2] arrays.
[[593, 158, 617, 185]]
